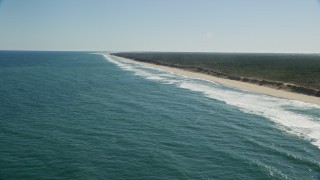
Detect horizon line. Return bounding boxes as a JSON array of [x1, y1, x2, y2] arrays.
[[1, 49, 320, 55]]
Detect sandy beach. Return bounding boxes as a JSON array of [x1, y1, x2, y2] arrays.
[[112, 55, 320, 105]]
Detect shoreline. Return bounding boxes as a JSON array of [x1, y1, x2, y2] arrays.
[[111, 55, 320, 105]]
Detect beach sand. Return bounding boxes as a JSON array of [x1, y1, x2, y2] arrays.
[[112, 55, 320, 105]]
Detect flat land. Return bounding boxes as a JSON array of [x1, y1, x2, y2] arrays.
[[110, 54, 320, 105], [112, 52, 320, 90], [113, 52, 320, 91]]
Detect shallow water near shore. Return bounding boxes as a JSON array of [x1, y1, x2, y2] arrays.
[[1, 51, 320, 179]]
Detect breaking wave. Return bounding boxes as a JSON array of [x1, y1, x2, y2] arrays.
[[103, 54, 320, 149]]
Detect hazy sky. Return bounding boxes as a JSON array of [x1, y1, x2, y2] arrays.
[[0, 0, 320, 53]]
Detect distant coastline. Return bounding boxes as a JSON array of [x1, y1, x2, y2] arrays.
[[110, 54, 320, 105]]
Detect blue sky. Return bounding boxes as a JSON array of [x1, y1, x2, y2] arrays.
[[0, 0, 319, 53]]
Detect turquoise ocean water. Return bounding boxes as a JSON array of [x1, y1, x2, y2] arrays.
[[0, 51, 320, 179]]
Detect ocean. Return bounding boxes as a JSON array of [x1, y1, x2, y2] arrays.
[[0, 51, 320, 179]]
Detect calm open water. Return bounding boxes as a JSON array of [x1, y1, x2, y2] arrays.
[[0, 51, 320, 179]]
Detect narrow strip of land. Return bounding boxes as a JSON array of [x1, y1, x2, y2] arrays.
[[111, 54, 320, 105]]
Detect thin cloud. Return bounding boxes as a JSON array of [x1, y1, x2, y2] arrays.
[[206, 32, 213, 39]]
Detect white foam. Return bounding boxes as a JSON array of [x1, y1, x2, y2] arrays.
[[102, 54, 320, 149], [179, 82, 320, 147], [103, 54, 183, 84]]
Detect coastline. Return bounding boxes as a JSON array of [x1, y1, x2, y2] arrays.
[[111, 55, 320, 105]]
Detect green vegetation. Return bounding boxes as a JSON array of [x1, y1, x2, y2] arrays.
[[113, 52, 320, 90]]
